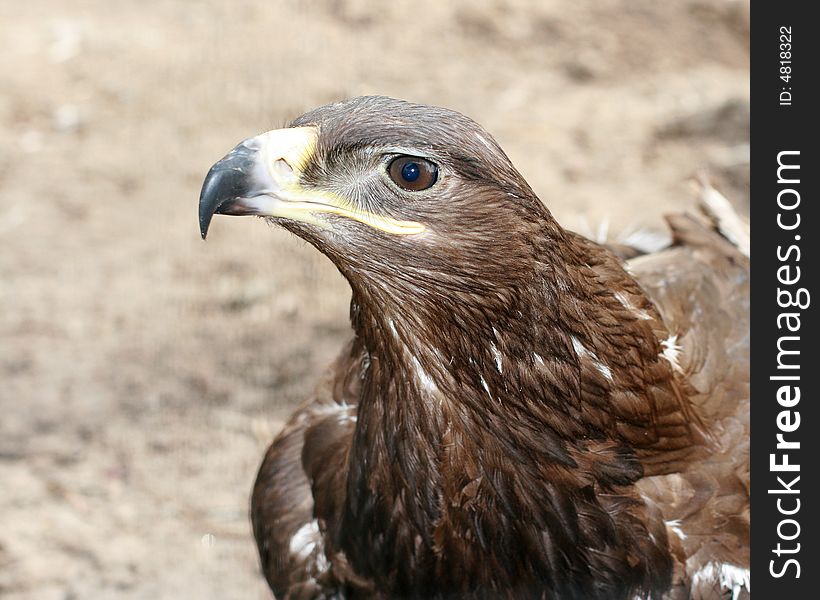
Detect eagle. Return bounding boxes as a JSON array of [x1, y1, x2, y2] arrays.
[[198, 96, 750, 600]]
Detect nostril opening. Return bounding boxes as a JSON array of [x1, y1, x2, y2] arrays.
[[271, 158, 296, 184]]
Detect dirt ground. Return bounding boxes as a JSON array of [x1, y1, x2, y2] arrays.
[[1, 1, 748, 598]]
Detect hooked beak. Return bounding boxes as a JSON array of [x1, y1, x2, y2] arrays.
[[198, 127, 318, 239], [198, 126, 425, 239]]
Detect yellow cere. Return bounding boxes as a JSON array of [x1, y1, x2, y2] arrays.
[[259, 126, 426, 236]]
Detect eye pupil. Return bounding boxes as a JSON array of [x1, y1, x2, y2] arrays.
[[401, 162, 420, 182], [387, 156, 438, 191]]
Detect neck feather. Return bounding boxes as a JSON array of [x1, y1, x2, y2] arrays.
[[336, 233, 686, 598]]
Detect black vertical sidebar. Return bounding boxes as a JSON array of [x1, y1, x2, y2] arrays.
[[752, 2, 818, 597]]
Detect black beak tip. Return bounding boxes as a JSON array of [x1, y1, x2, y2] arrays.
[[198, 143, 259, 241], [198, 167, 236, 240], [199, 164, 228, 240], [199, 209, 213, 240]]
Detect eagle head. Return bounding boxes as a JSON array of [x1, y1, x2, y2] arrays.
[[199, 96, 559, 309]]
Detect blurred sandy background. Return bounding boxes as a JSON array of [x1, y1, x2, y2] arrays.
[[0, 1, 748, 598]]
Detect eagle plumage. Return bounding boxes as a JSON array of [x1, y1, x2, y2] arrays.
[[198, 96, 749, 600]]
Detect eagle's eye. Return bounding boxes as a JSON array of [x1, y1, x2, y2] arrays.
[[387, 156, 438, 191]]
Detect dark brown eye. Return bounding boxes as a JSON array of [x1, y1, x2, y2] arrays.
[[387, 156, 438, 191]]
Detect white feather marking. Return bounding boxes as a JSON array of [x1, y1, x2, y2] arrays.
[[411, 355, 437, 392], [594, 361, 613, 381], [314, 549, 330, 573], [388, 319, 398, 339], [289, 520, 320, 559], [570, 336, 587, 357], [691, 562, 750, 600], [690, 563, 716, 591], [533, 353, 545, 366], [665, 519, 687, 541], [490, 343, 503, 374], [720, 565, 751, 600], [480, 375, 492, 399], [614, 291, 652, 320], [661, 335, 684, 373], [570, 336, 613, 381]]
